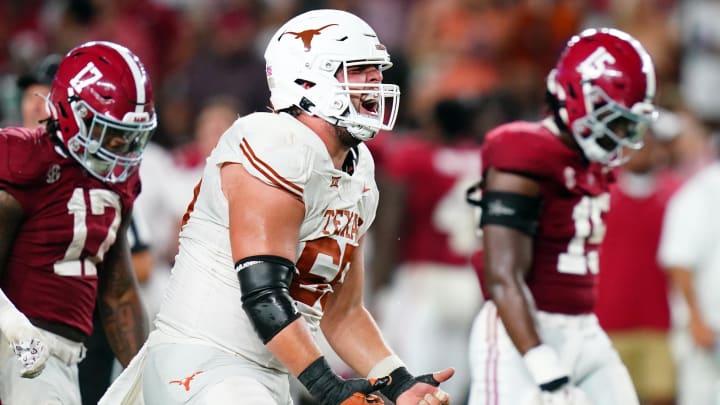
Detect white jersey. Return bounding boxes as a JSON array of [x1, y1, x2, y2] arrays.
[[154, 112, 379, 371], [659, 162, 720, 330]]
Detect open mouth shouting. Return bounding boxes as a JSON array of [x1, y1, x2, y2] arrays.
[[360, 94, 379, 116]]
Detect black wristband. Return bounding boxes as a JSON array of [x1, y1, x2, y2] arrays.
[[539, 375, 570, 392], [298, 357, 387, 405], [380, 367, 416, 402], [298, 357, 342, 400]]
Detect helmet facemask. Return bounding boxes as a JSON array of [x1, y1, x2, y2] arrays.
[[571, 84, 656, 166], [64, 94, 156, 183], [309, 60, 400, 141]]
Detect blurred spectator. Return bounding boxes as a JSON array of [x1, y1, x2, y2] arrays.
[[181, 2, 269, 117], [129, 141, 178, 324], [0, 0, 49, 74], [502, 0, 585, 120], [595, 108, 684, 405], [678, 0, 720, 129], [132, 96, 240, 326], [371, 98, 483, 403], [402, 0, 509, 121], [16, 53, 59, 127], [658, 131, 720, 405], [608, 0, 680, 108], [173, 95, 241, 172]]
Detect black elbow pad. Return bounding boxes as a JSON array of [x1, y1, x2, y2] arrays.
[[236, 255, 301, 344]]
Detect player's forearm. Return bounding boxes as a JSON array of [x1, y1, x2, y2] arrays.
[[0, 287, 16, 312], [98, 291, 148, 367], [488, 276, 541, 354], [0, 190, 24, 279], [670, 267, 701, 317], [0, 287, 29, 333], [265, 317, 324, 376], [321, 304, 393, 376]]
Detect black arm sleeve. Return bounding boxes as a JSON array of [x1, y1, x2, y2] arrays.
[[479, 191, 542, 236], [236, 255, 301, 344]]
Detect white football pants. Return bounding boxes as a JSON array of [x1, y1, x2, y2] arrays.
[[468, 302, 639, 405]]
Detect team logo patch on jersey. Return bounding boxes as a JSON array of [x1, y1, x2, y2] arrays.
[[46, 164, 61, 184], [169, 370, 203, 392], [330, 176, 341, 188]]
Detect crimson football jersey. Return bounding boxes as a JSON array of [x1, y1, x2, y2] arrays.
[[0, 127, 140, 336], [595, 172, 681, 331], [381, 134, 483, 265], [475, 120, 614, 314]]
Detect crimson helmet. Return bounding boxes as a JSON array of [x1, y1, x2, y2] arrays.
[[546, 28, 657, 166], [47, 41, 156, 183]]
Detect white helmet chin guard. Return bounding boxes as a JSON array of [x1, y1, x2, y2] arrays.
[[264, 9, 400, 141]]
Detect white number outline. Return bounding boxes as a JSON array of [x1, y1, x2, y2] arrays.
[[557, 193, 609, 275], [53, 188, 122, 276], [292, 237, 356, 307], [69, 62, 103, 93]]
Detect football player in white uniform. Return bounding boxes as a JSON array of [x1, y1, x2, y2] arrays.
[[100, 9, 453, 405]]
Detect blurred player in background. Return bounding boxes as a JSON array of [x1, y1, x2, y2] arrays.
[[16, 53, 61, 128], [0, 41, 155, 404], [658, 118, 720, 405], [101, 9, 452, 405], [467, 28, 657, 405], [371, 98, 483, 403], [595, 109, 683, 405]]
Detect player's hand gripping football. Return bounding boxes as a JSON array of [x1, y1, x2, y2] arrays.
[[0, 305, 51, 378], [299, 356, 390, 405]]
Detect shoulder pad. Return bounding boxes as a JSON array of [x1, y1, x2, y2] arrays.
[[214, 113, 315, 200], [0, 127, 54, 185], [482, 121, 576, 179]]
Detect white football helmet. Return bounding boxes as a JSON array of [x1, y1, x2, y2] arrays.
[[264, 9, 400, 141]]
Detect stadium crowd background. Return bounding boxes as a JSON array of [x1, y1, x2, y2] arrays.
[[0, 0, 696, 140], [2, 0, 720, 404]]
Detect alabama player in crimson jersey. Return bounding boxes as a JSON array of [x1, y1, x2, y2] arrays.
[[0, 41, 155, 404], [100, 9, 452, 405], [467, 28, 657, 405]]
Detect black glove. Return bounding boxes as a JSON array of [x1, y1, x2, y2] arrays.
[[379, 366, 439, 403], [298, 357, 390, 405]]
